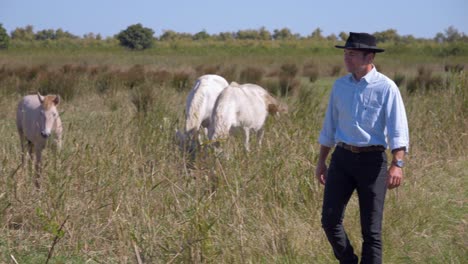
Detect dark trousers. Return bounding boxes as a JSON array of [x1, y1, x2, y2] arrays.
[[321, 146, 388, 264]]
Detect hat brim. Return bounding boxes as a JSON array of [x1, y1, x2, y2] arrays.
[[335, 45, 385, 53]]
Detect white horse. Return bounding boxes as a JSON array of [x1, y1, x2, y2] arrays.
[[208, 82, 287, 152], [16, 92, 63, 187], [176, 74, 229, 154]]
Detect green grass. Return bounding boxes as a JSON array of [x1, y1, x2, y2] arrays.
[[0, 45, 466, 263]]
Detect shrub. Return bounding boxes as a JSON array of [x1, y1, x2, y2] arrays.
[[124, 64, 146, 88], [239, 66, 264, 84], [61, 64, 88, 75], [130, 83, 157, 115], [278, 63, 300, 96], [278, 75, 301, 96], [280, 63, 299, 79], [12, 64, 48, 82], [219, 64, 238, 83], [172, 70, 193, 91], [117, 24, 154, 50], [444, 64, 464, 73], [0, 23, 10, 49], [195, 64, 222, 78], [438, 45, 464, 57], [330, 64, 342, 76], [266, 69, 280, 78], [259, 79, 280, 96], [406, 66, 444, 94], [89, 65, 110, 76], [37, 70, 78, 101], [96, 72, 119, 94], [393, 73, 406, 87], [147, 69, 172, 86], [302, 61, 319, 83]]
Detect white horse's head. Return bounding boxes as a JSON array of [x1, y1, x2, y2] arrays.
[[38, 92, 60, 138], [175, 128, 201, 154]]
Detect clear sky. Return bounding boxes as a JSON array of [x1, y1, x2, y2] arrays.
[[1, 0, 467, 39]]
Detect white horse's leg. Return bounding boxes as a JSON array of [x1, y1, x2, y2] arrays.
[[257, 128, 265, 147], [243, 127, 251, 152], [18, 133, 26, 166], [34, 148, 42, 188]]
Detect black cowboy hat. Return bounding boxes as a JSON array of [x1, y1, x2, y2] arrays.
[[335, 32, 385, 53]]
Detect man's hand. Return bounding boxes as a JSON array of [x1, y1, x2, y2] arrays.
[[315, 162, 328, 185], [316, 145, 332, 185], [387, 165, 403, 189], [388, 148, 406, 189]]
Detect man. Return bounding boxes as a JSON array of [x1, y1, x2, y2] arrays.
[[315, 32, 409, 264]]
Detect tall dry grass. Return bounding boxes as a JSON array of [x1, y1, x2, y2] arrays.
[[0, 47, 466, 263]]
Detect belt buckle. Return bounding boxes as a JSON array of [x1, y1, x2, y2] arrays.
[[350, 146, 360, 153]]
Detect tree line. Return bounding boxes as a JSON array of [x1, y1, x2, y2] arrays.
[[0, 23, 467, 50]]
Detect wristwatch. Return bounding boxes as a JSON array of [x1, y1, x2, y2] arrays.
[[393, 159, 405, 168]]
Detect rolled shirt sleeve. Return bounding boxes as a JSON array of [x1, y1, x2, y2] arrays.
[[386, 84, 410, 152], [319, 85, 337, 148]]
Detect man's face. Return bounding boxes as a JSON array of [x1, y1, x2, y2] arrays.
[[343, 49, 373, 74]]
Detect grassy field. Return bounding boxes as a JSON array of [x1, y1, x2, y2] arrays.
[[0, 44, 466, 263]]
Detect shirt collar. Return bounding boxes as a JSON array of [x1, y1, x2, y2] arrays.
[[348, 65, 378, 84]]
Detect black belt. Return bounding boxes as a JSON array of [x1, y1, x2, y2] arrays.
[[337, 142, 385, 153]]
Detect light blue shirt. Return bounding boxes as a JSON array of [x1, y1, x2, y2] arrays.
[[319, 66, 409, 151]]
